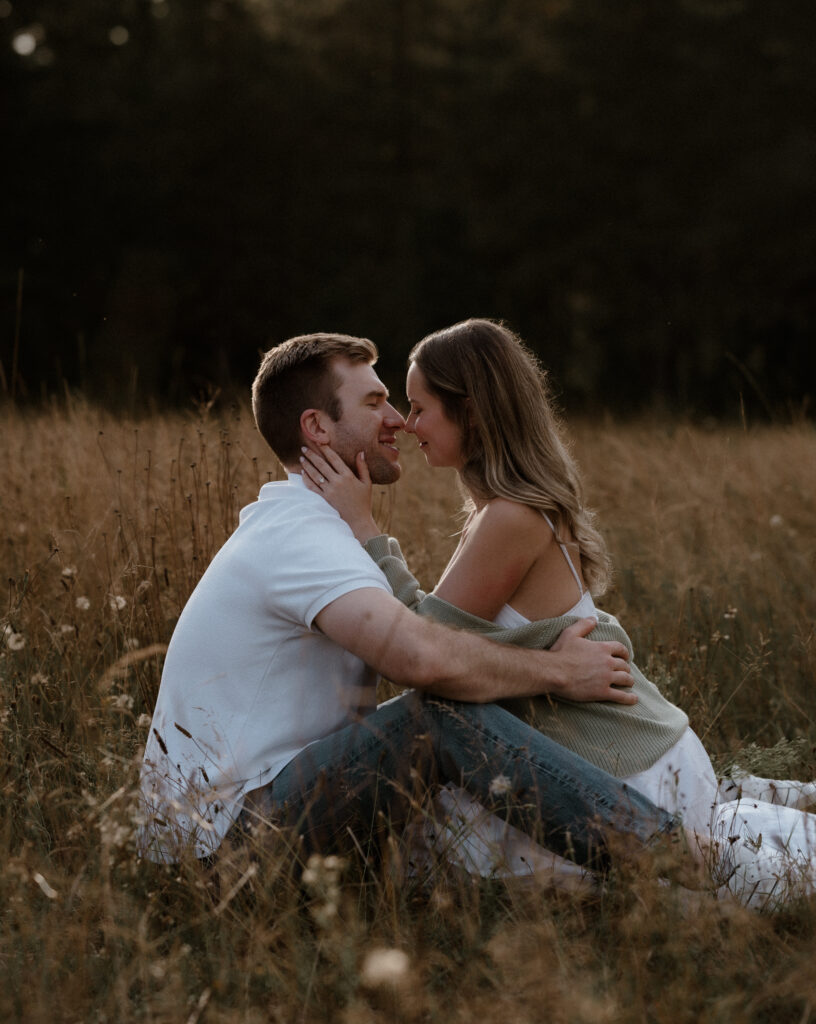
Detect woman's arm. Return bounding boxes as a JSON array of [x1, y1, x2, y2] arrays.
[[363, 534, 429, 611]]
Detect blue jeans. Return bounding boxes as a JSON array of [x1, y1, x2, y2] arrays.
[[237, 691, 677, 868]]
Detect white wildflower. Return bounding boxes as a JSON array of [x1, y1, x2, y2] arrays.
[[75, 596, 91, 611], [6, 632, 26, 652], [30, 672, 49, 685], [59, 623, 75, 635], [489, 773, 513, 797], [137, 713, 152, 728], [360, 948, 411, 988], [769, 514, 784, 527], [302, 852, 346, 886], [98, 816, 133, 848], [124, 636, 140, 650], [109, 594, 127, 612], [302, 853, 346, 929], [61, 566, 77, 578], [108, 693, 134, 711], [723, 607, 738, 620]]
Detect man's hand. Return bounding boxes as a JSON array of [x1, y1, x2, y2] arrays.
[[549, 618, 637, 705]]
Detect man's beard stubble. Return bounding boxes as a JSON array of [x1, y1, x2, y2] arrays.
[[332, 428, 401, 486], [366, 452, 400, 485]]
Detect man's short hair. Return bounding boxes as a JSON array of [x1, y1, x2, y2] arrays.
[[252, 332, 378, 464]]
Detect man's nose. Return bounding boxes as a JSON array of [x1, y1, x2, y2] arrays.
[[384, 403, 405, 429]]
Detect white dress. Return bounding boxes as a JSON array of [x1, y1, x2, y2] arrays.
[[423, 517, 816, 909]]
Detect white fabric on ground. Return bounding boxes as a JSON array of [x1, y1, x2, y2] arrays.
[[425, 727, 816, 909]]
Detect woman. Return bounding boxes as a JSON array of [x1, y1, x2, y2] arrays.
[[300, 318, 816, 907]]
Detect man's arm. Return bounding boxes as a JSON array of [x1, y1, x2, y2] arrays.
[[314, 588, 636, 705]]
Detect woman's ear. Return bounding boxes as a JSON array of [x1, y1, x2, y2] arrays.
[[300, 408, 332, 447]]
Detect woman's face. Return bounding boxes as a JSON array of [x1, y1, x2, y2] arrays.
[[404, 363, 465, 470]]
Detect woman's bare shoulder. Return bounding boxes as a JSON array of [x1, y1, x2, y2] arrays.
[[477, 497, 552, 530], [466, 498, 555, 552], [437, 498, 550, 616]]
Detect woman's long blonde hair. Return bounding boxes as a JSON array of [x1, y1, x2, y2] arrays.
[[409, 318, 611, 596]]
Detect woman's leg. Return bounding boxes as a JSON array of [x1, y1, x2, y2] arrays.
[[710, 799, 816, 909], [716, 772, 816, 810], [621, 727, 816, 907]]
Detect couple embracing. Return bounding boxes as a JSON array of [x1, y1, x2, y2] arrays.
[[141, 320, 816, 908]]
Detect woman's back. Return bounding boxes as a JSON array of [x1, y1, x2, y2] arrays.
[[435, 497, 595, 623]]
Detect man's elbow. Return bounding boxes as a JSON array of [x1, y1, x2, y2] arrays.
[[398, 639, 493, 702], [389, 632, 450, 692], [395, 646, 441, 691], [371, 617, 488, 700]]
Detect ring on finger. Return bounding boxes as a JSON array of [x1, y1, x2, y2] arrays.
[[319, 476, 326, 483]]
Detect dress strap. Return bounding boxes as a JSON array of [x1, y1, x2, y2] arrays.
[[541, 512, 584, 597]]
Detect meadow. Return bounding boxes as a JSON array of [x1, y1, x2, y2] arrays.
[[1, 398, 815, 1022]]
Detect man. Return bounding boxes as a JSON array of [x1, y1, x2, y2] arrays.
[[140, 332, 676, 867]]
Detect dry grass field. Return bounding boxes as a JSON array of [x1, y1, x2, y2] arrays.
[[1, 398, 815, 1022]]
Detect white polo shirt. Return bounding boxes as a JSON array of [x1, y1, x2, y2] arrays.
[[140, 474, 391, 860]]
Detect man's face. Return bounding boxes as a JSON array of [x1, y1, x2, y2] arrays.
[[326, 359, 405, 484]]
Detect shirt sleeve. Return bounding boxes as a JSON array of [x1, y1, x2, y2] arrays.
[[251, 501, 391, 629]]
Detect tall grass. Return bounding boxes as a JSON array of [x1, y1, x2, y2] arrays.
[[1, 400, 815, 1022]]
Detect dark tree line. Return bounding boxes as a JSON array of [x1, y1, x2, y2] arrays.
[[2, 0, 814, 415]]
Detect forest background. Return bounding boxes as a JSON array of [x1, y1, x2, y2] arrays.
[[2, 0, 815, 417]]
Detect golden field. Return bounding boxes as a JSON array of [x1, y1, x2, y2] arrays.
[[1, 398, 815, 1023]]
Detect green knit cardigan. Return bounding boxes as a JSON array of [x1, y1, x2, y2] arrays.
[[365, 534, 688, 778]]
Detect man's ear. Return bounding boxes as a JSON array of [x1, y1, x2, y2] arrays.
[[300, 408, 332, 448]]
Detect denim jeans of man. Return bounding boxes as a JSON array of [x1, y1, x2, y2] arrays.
[[236, 691, 677, 869]]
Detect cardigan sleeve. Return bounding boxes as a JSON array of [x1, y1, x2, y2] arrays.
[[363, 535, 430, 612]]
